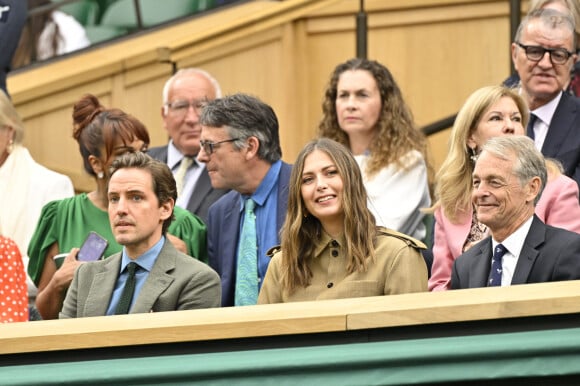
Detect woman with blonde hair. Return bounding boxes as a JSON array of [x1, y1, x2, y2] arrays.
[[318, 58, 431, 241], [429, 85, 580, 291], [258, 138, 427, 303], [0, 89, 74, 303]]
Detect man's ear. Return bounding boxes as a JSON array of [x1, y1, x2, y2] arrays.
[[244, 136, 260, 160], [511, 42, 519, 72], [159, 199, 174, 221], [526, 176, 542, 203]]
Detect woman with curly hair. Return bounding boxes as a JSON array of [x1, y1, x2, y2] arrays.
[[27, 94, 208, 319], [318, 58, 431, 241], [429, 85, 580, 291], [258, 138, 427, 303]]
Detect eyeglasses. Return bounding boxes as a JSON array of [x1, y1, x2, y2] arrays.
[[165, 99, 207, 116], [516, 42, 574, 65], [199, 138, 239, 155]]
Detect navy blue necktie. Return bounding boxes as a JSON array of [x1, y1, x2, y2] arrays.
[[488, 244, 507, 287], [527, 113, 537, 139]]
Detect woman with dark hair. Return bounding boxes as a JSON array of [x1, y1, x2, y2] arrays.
[[12, 0, 90, 68], [318, 58, 431, 241], [28, 94, 207, 319], [258, 138, 427, 303]]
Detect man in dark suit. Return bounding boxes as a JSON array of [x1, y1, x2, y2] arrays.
[[512, 8, 580, 194], [60, 152, 220, 318], [451, 136, 580, 289], [0, 0, 26, 97], [148, 68, 228, 223], [198, 94, 292, 307]]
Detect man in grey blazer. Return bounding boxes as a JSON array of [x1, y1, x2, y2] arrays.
[[148, 68, 228, 223], [451, 136, 580, 289], [60, 152, 220, 318]]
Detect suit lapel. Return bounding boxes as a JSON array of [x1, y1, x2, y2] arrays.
[[84, 254, 122, 316], [469, 238, 492, 288], [511, 216, 544, 284], [542, 93, 577, 157], [131, 241, 176, 313], [187, 168, 212, 214]]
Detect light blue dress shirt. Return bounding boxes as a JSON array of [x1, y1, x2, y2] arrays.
[[106, 236, 165, 315], [238, 160, 281, 289]]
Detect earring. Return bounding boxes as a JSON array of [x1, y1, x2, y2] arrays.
[[469, 147, 478, 163], [97, 171, 104, 179], [6, 139, 13, 155]]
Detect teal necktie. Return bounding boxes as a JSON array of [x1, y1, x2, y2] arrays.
[[234, 198, 258, 306], [115, 262, 138, 314]]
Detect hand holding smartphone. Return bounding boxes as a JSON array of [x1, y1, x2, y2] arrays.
[[77, 231, 109, 262]]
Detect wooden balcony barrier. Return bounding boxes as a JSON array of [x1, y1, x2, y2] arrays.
[[2, 280, 580, 384]]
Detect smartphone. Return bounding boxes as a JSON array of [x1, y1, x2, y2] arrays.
[[77, 232, 109, 262]]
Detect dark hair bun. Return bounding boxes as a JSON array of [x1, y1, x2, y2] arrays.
[[72, 94, 104, 140]]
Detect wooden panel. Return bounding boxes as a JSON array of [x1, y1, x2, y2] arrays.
[[346, 280, 580, 329], [8, 0, 521, 190]]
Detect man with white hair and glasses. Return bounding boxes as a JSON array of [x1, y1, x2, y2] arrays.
[[148, 68, 228, 223]]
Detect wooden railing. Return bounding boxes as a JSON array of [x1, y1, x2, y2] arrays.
[[2, 280, 580, 384]]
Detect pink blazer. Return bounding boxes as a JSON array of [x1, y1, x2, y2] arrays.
[[429, 174, 580, 291]]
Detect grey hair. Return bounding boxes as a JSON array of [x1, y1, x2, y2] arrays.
[[199, 93, 282, 163], [162, 68, 222, 106], [515, 8, 577, 50], [481, 136, 547, 205]]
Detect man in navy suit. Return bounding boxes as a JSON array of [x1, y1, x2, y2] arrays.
[[148, 68, 228, 223], [198, 93, 292, 306], [512, 8, 580, 195], [0, 0, 26, 97], [451, 136, 580, 289]]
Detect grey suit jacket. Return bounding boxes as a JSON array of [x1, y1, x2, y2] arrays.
[[147, 145, 229, 223], [60, 240, 221, 318], [451, 215, 580, 289]]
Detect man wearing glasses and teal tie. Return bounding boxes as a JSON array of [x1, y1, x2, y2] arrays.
[[198, 93, 292, 307]]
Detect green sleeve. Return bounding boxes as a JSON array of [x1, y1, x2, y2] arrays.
[[168, 207, 208, 264], [27, 200, 61, 286]]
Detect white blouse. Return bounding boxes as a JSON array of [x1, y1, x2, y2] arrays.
[[354, 150, 431, 241]]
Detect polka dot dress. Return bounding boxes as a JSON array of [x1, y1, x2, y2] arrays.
[[0, 237, 28, 323]]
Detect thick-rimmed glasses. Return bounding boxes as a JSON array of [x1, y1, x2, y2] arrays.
[[165, 99, 207, 116], [200, 138, 239, 155], [516, 42, 574, 65]]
